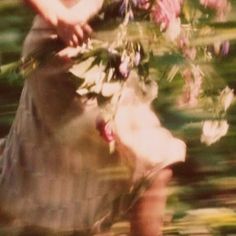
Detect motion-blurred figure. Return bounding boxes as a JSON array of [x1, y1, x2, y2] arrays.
[[0, 0, 185, 235]]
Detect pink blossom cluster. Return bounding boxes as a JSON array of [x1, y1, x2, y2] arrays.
[[200, 0, 231, 20], [152, 0, 183, 31], [200, 0, 229, 11], [200, 0, 231, 56]]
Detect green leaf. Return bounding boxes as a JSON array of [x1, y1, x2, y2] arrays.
[[166, 65, 180, 82], [0, 61, 19, 77], [69, 57, 95, 78]]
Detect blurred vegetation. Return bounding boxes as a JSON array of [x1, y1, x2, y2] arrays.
[[0, 0, 236, 235], [0, 0, 32, 136]]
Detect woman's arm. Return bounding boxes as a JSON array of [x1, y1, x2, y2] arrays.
[[23, 0, 104, 46], [23, 0, 67, 26], [69, 0, 104, 24]]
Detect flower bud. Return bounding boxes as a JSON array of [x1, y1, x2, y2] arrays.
[[96, 118, 115, 143], [134, 52, 141, 66], [119, 56, 130, 78]]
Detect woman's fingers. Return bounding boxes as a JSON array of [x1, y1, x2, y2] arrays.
[[82, 24, 93, 36], [70, 39, 76, 47], [72, 33, 79, 46], [58, 24, 93, 47], [74, 25, 84, 42], [56, 17, 93, 47], [74, 23, 93, 44]]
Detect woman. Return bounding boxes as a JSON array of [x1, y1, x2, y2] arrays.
[[0, 0, 184, 235]]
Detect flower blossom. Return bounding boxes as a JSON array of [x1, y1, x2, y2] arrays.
[[219, 86, 234, 112], [200, 0, 231, 56], [200, 0, 230, 20], [96, 118, 115, 143], [119, 55, 130, 78], [220, 41, 230, 56], [164, 17, 181, 41], [201, 120, 229, 145], [178, 34, 197, 60], [134, 51, 141, 66], [132, 0, 150, 10], [200, 0, 228, 9], [178, 65, 203, 107], [152, 0, 183, 40], [214, 40, 230, 56]]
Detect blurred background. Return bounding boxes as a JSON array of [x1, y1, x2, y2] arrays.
[[0, 0, 236, 235]]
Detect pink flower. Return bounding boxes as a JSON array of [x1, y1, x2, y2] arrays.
[[96, 118, 115, 143], [214, 40, 230, 56], [178, 35, 197, 60], [152, 0, 183, 31], [132, 0, 150, 10], [200, 1, 231, 56], [134, 52, 141, 66], [178, 66, 203, 107], [119, 56, 130, 78], [220, 41, 230, 56], [219, 86, 234, 112], [200, 0, 228, 11], [200, 0, 231, 20]]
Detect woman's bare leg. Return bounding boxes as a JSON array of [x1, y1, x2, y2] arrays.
[[130, 168, 172, 236]]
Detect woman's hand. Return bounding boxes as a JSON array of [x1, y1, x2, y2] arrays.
[[56, 0, 104, 47], [56, 19, 92, 47], [24, 0, 104, 46]]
